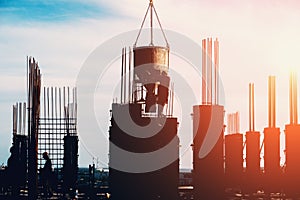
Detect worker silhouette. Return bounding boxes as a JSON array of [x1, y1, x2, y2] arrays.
[[40, 152, 53, 197], [5, 138, 28, 197], [6, 146, 21, 196]]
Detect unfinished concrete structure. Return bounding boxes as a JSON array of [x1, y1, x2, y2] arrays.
[[3, 102, 28, 197], [192, 38, 225, 200], [225, 112, 243, 189], [263, 76, 281, 193], [0, 57, 79, 199], [244, 83, 261, 193], [109, 1, 179, 199], [284, 72, 300, 196], [0, 57, 42, 199]]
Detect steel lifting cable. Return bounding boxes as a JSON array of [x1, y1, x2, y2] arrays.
[[134, 3, 151, 47], [134, 1, 169, 48], [152, 4, 169, 48]]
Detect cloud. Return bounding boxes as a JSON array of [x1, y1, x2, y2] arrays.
[[0, 0, 112, 23]]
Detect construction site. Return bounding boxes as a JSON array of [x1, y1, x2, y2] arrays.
[[1, 1, 300, 200]]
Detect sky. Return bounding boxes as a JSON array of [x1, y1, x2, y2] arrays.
[[1, 0, 300, 169]]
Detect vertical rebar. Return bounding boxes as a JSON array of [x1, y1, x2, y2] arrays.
[[47, 88, 50, 120], [52, 87, 54, 160], [51, 87, 54, 120], [202, 39, 207, 105], [68, 86, 70, 109], [68, 87, 70, 136], [129, 47, 132, 103], [273, 77, 276, 127], [71, 88, 75, 119], [18, 102, 22, 134], [289, 72, 298, 125], [55, 87, 58, 119], [289, 72, 293, 124], [13, 104, 17, 136], [231, 113, 233, 133], [47, 87, 50, 161], [26, 56, 29, 108], [234, 113, 236, 133], [171, 83, 174, 116], [237, 112, 240, 133], [249, 83, 251, 131], [231, 113, 234, 133], [75, 87, 77, 119], [214, 38, 219, 105], [227, 114, 231, 134], [55, 87, 58, 171], [28, 58, 31, 139], [249, 83, 255, 131], [268, 76, 276, 127], [268, 76, 271, 127], [207, 38, 212, 104], [124, 47, 127, 103], [294, 72, 298, 124], [252, 84, 255, 131], [231, 114, 233, 134], [272, 77, 275, 127], [166, 88, 169, 116], [121, 48, 124, 104], [23, 102, 26, 135], [43, 87, 46, 120], [59, 86, 61, 154], [230, 113, 233, 133]]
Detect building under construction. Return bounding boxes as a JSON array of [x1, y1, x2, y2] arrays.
[[3, 1, 300, 200], [38, 86, 78, 197], [0, 57, 79, 199], [192, 35, 300, 199], [192, 38, 225, 200], [109, 1, 179, 200]]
